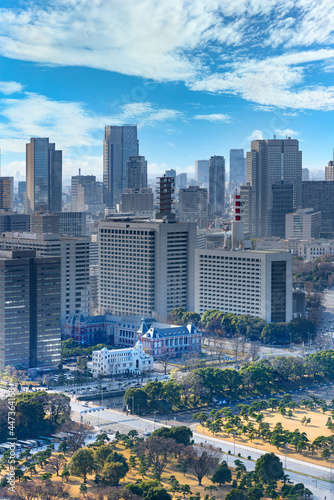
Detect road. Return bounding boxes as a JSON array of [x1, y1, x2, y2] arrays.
[[71, 401, 334, 500]]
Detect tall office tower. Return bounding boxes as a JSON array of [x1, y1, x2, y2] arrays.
[[285, 208, 321, 240], [126, 155, 147, 189], [195, 248, 293, 323], [178, 186, 209, 229], [103, 125, 139, 208], [269, 182, 294, 238], [98, 217, 196, 320], [121, 188, 154, 214], [195, 160, 209, 185], [229, 149, 246, 188], [244, 138, 302, 238], [325, 161, 334, 181], [26, 138, 62, 215], [30, 212, 59, 234], [302, 181, 334, 238], [0, 177, 14, 211], [0, 249, 61, 370], [209, 156, 225, 215], [0, 233, 90, 321], [302, 168, 310, 181], [176, 173, 187, 187], [18, 181, 26, 205]]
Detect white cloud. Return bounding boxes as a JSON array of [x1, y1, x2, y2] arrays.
[[193, 113, 230, 122], [0, 93, 182, 154], [0, 81, 23, 95], [246, 130, 264, 142], [191, 50, 334, 110], [275, 128, 300, 137], [1, 160, 25, 178]]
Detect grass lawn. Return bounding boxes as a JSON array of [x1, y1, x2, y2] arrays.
[[197, 406, 334, 468]]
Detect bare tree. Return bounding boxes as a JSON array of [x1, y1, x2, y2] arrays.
[[138, 436, 183, 479], [182, 446, 219, 486], [248, 343, 260, 362]]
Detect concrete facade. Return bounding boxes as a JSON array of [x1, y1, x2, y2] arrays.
[[195, 248, 293, 323]]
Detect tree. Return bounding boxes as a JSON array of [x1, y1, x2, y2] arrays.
[[225, 488, 245, 500], [69, 448, 95, 483], [139, 437, 179, 480], [151, 426, 193, 446], [102, 461, 128, 485], [255, 453, 284, 484], [124, 388, 148, 411], [94, 445, 114, 470], [183, 446, 219, 486], [49, 454, 66, 476], [146, 486, 172, 500], [261, 323, 289, 345], [211, 461, 232, 486]]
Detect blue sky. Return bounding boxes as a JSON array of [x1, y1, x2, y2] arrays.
[[0, 0, 334, 183]]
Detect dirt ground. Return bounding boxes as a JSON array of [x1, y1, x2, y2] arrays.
[[23, 444, 235, 499], [197, 406, 334, 468]]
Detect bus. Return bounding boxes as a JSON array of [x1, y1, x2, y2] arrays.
[[38, 436, 54, 444]]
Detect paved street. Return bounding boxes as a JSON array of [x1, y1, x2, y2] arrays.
[[71, 401, 334, 500]]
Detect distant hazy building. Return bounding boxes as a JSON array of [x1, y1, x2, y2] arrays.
[[209, 156, 225, 215], [18, 181, 26, 205], [176, 173, 187, 187], [26, 138, 62, 214], [302, 168, 310, 181], [71, 174, 104, 213], [120, 188, 154, 214], [243, 138, 302, 238], [302, 181, 334, 238], [103, 125, 139, 208], [325, 161, 334, 181], [195, 248, 293, 323], [0, 177, 14, 211], [165, 169, 176, 179], [229, 149, 246, 187], [195, 160, 209, 185], [269, 182, 294, 238], [0, 233, 90, 321], [126, 155, 147, 189], [178, 186, 208, 228], [286, 208, 321, 240], [0, 249, 61, 370]]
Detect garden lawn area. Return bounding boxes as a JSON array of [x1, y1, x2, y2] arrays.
[[26, 444, 235, 499], [197, 406, 334, 468]]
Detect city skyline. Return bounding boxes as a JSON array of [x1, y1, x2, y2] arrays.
[[0, 1, 334, 181]]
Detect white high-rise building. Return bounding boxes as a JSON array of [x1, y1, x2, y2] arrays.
[[98, 217, 197, 320], [0, 232, 90, 321], [195, 248, 293, 323]]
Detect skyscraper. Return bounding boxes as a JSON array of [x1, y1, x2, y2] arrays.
[[71, 174, 104, 212], [195, 160, 209, 185], [0, 177, 14, 211], [26, 138, 62, 214], [126, 155, 147, 189], [209, 156, 225, 215], [325, 161, 334, 181], [229, 149, 246, 187], [0, 249, 61, 370], [178, 186, 208, 229], [244, 138, 302, 238], [103, 125, 139, 208]]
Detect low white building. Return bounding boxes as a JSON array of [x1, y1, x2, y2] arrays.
[[298, 239, 334, 261], [89, 341, 153, 377]]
